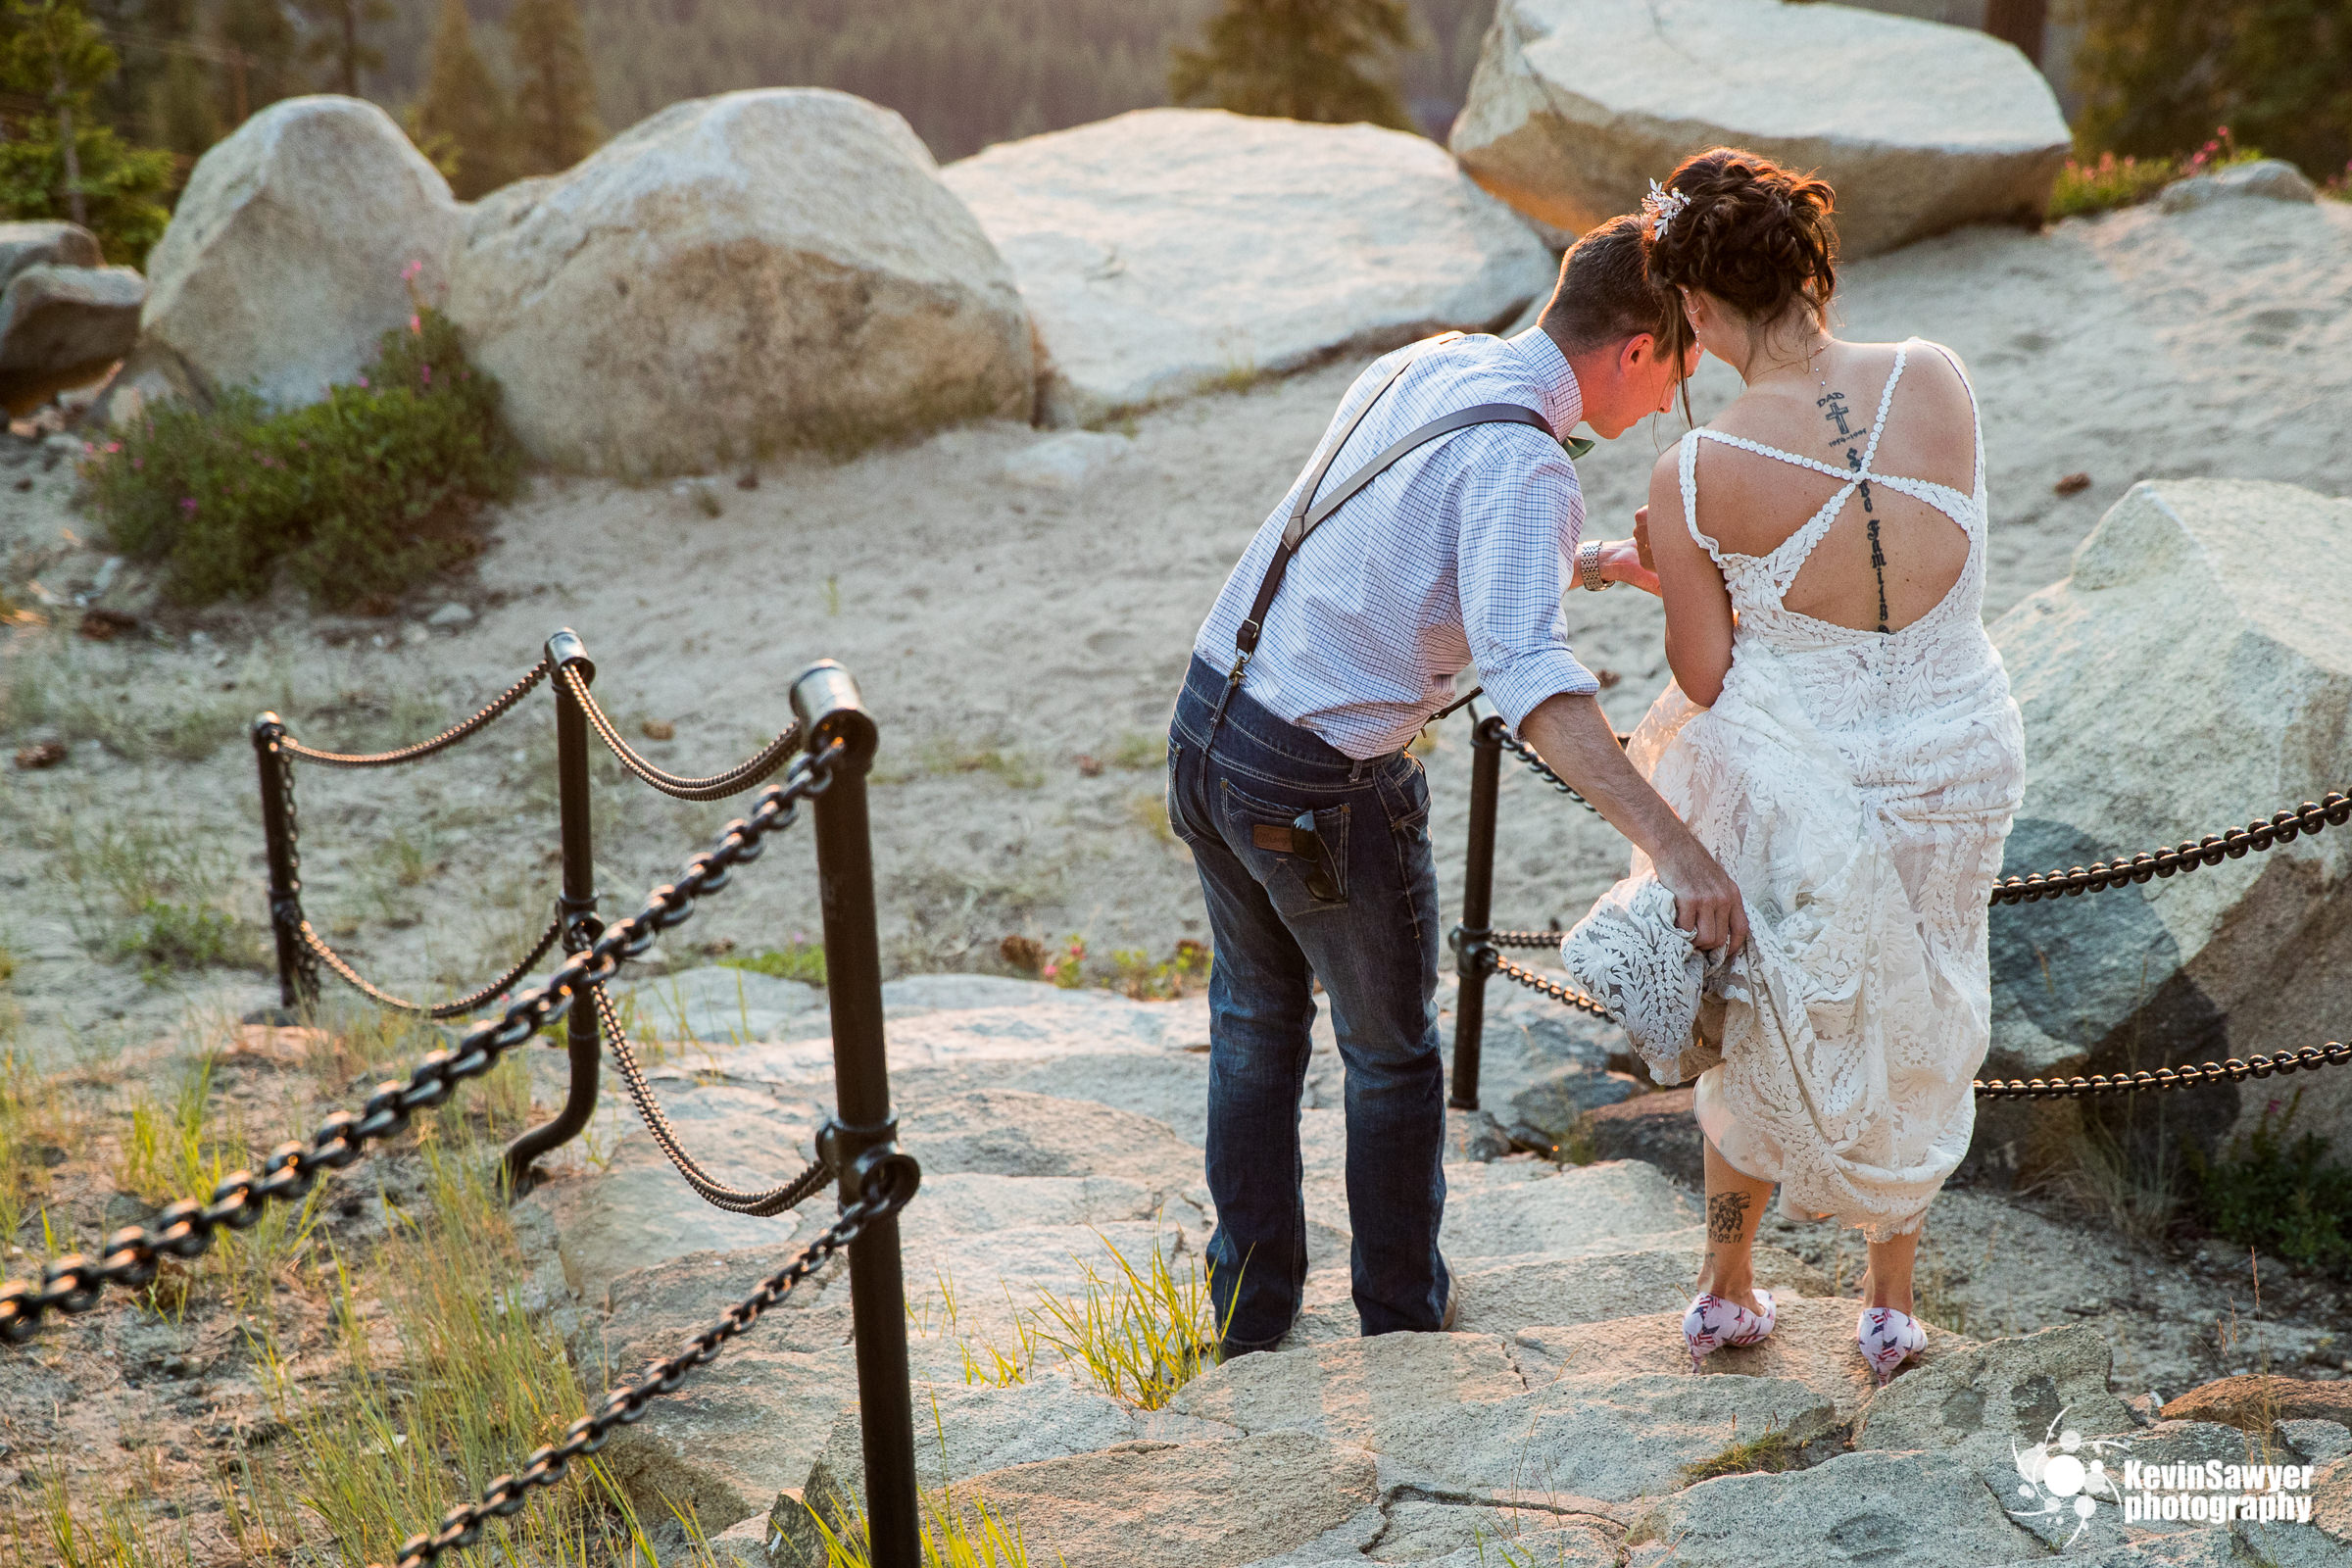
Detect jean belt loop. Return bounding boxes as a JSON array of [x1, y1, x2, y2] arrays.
[[1349, 756, 1365, 783]]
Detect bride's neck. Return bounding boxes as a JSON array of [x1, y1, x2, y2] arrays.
[[1728, 318, 1835, 387]]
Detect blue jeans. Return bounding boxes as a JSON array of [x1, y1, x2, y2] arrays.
[[1167, 655, 1448, 1350]]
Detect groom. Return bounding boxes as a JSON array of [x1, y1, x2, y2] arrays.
[[1167, 215, 1749, 1356]]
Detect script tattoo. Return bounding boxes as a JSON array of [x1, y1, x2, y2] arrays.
[[1818, 387, 1889, 631], [1706, 1191, 1752, 1243]]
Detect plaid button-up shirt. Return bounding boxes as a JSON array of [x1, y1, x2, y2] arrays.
[[1195, 328, 1599, 760]]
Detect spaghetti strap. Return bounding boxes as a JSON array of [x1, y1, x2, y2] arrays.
[[1677, 429, 1723, 562]]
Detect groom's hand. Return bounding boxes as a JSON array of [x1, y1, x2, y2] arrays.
[[1595, 539, 1659, 596], [1633, 505, 1655, 572], [1653, 837, 1748, 956]]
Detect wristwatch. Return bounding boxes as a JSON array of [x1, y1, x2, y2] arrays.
[[1576, 538, 1612, 592]]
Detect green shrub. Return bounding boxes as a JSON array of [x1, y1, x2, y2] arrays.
[[2185, 1092, 2352, 1280], [82, 303, 521, 611], [2047, 127, 2265, 220], [719, 939, 828, 989]]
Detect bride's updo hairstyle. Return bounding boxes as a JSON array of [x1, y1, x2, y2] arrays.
[[1643, 147, 1839, 368]]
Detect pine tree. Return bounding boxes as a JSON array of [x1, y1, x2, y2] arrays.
[[217, 0, 300, 123], [1168, 0, 1414, 131], [2073, 0, 2352, 183], [295, 0, 395, 97], [0, 0, 174, 260], [507, 0, 600, 177], [410, 0, 508, 198], [148, 45, 220, 158]]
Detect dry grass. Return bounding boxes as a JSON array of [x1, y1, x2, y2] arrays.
[[1677, 1426, 1801, 1486], [1032, 1230, 1227, 1411], [807, 1480, 1062, 1568]]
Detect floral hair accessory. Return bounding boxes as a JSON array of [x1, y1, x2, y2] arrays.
[[1642, 178, 1691, 241]]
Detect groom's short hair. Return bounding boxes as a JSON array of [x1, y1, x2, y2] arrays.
[[1539, 215, 1675, 356]]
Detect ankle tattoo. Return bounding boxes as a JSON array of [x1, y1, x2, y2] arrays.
[[1706, 1191, 1752, 1243]]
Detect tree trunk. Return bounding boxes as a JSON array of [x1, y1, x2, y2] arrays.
[[1984, 0, 2048, 67], [52, 66, 84, 228]]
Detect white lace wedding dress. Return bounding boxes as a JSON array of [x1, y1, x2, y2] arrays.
[[1598, 341, 2026, 1242]]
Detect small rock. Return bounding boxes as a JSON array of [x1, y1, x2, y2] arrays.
[[2160, 158, 2320, 213], [641, 718, 675, 742], [1446, 1105, 1513, 1162], [424, 602, 474, 628], [2281, 1418, 2352, 1465], [735, 468, 759, 490], [2053, 470, 2091, 496], [1075, 753, 1104, 776], [1002, 430, 1128, 490], [75, 606, 136, 641], [13, 740, 66, 769], [2162, 1373, 2352, 1432], [1594, 667, 1622, 689]]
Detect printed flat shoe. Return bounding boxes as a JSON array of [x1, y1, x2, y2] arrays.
[[1857, 1305, 1928, 1385], [1682, 1289, 1777, 1371]]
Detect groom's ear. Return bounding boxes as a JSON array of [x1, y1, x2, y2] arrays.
[[1619, 331, 1659, 372]]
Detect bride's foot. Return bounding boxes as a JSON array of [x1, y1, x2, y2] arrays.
[[1857, 1305, 1927, 1385], [1683, 1289, 1776, 1372]]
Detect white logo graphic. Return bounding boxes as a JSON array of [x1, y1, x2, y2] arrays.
[[2010, 1408, 2129, 1546]]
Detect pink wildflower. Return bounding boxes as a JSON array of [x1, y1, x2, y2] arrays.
[[410, 314, 421, 334], [356, 374, 369, 388], [402, 258, 424, 282], [420, 364, 432, 386], [104, 441, 119, 454], [179, 497, 198, 514]]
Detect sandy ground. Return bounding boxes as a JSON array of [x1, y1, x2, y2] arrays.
[[1, 192, 2349, 1560], [5, 195, 2348, 1071]]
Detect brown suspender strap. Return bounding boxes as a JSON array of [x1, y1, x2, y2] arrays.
[[1228, 390, 1556, 668]]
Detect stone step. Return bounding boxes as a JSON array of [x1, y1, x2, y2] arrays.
[[1170, 1331, 1838, 1504]]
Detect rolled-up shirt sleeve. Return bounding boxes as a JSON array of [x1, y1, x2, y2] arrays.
[[1455, 428, 1599, 732]]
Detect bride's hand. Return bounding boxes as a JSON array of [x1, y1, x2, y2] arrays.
[[1596, 537, 1660, 597]]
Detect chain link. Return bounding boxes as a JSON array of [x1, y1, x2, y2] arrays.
[[376, 1172, 908, 1568], [1988, 794, 2352, 906], [1480, 942, 2352, 1100], [1971, 1041, 2352, 1100], [277, 656, 555, 768], [1494, 729, 1605, 817], [1485, 951, 1613, 1019], [594, 982, 837, 1216], [0, 742, 845, 1346], [557, 663, 802, 803], [298, 915, 564, 1020]]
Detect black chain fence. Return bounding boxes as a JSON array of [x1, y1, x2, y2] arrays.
[[8, 647, 931, 1567], [1454, 712, 2352, 1105]]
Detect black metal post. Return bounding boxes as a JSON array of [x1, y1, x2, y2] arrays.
[[251, 713, 315, 1013], [1448, 714, 1504, 1110], [795, 661, 918, 1568], [503, 629, 603, 1190]]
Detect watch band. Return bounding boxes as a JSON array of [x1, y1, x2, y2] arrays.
[[1577, 538, 1611, 592]]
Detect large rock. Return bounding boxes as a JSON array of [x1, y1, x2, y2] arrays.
[[1853, 1324, 2137, 1467], [1623, 1448, 2042, 1568], [0, 263, 144, 413], [446, 88, 1032, 475], [942, 108, 1556, 427], [1449, 0, 2070, 256], [779, 1432, 1382, 1568], [0, 220, 100, 281], [1984, 479, 2352, 1163], [140, 96, 463, 407], [1176, 1330, 1835, 1502]]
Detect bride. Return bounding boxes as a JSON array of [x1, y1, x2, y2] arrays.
[[1577, 148, 2027, 1384]]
